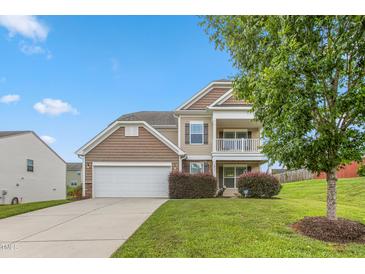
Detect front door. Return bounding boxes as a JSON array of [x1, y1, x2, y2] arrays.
[[223, 165, 247, 188]]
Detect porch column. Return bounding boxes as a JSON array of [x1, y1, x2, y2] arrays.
[[212, 158, 217, 177], [212, 117, 217, 152], [259, 127, 263, 146]]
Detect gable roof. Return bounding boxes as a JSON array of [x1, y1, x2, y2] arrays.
[[175, 80, 232, 111], [0, 131, 32, 138], [0, 131, 66, 164], [116, 111, 177, 127], [67, 162, 82, 171], [76, 121, 185, 156], [208, 88, 252, 109]]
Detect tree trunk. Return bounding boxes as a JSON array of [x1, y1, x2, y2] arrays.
[[326, 168, 337, 220]]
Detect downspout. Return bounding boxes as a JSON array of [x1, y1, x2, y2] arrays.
[[179, 154, 187, 172]]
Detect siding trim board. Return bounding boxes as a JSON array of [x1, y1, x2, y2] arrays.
[[209, 88, 233, 107], [187, 87, 231, 110], [77, 121, 185, 156], [93, 162, 172, 167]]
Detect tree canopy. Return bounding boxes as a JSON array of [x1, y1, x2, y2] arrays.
[[202, 16, 365, 174]]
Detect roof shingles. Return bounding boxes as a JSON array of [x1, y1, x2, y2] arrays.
[[116, 111, 177, 127]]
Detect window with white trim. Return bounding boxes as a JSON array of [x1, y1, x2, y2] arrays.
[[223, 129, 248, 139], [27, 159, 34, 172], [223, 165, 247, 188], [190, 162, 204, 174], [190, 122, 204, 144]]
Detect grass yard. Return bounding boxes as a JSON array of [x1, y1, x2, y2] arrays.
[[0, 199, 70, 219], [112, 177, 365, 258]]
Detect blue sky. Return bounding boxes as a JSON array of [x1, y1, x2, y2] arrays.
[[0, 16, 235, 162]]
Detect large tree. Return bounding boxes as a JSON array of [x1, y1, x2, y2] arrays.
[[202, 16, 365, 220]]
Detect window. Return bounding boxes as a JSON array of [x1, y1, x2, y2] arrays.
[[27, 159, 34, 172], [125, 125, 139, 136], [190, 162, 204, 174], [76, 171, 81, 176], [223, 165, 247, 188], [190, 122, 204, 144], [223, 129, 248, 139]]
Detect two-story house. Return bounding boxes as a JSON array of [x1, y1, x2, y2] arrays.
[[76, 80, 267, 198]]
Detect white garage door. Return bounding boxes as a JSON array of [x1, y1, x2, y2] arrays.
[[93, 164, 171, 197]]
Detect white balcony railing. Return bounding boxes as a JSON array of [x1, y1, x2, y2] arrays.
[[216, 138, 260, 153]]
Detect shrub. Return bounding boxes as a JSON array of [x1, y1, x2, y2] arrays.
[[169, 172, 217, 199], [237, 172, 282, 198], [357, 163, 365, 177], [67, 185, 83, 200]]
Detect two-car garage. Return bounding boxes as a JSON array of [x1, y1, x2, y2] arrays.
[[93, 163, 171, 198]]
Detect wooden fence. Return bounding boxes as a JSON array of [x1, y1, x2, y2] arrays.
[[273, 169, 315, 183]]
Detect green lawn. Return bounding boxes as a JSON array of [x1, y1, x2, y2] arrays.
[[0, 199, 70, 219], [113, 177, 365, 258]]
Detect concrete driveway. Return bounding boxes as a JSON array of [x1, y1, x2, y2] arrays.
[[0, 198, 166, 258]]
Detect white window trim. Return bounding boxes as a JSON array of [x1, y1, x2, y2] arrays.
[[190, 162, 204, 174], [223, 164, 247, 188], [189, 121, 204, 145], [27, 159, 34, 172]]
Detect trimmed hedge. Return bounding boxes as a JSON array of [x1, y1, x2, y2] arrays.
[[237, 172, 282, 198], [169, 172, 217, 199]]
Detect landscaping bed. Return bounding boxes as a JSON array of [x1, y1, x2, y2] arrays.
[[292, 216, 365, 243]]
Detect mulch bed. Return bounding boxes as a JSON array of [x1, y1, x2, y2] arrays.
[[292, 216, 365, 244]]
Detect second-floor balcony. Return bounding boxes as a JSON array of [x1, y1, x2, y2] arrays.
[[216, 138, 261, 153]]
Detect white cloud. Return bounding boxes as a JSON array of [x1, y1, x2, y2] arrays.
[[34, 98, 79, 116], [19, 42, 45, 55], [0, 94, 20, 104], [40, 135, 56, 145], [0, 16, 49, 41], [18, 41, 53, 59]]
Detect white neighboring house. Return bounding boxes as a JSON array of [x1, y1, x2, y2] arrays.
[[0, 131, 66, 204]]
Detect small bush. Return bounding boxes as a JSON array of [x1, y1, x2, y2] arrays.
[[357, 163, 365, 177], [67, 185, 83, 200], [237, 172, 282, 198], [169, 172, 217, 199]]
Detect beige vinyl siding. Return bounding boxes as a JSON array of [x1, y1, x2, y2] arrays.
[[156, 128, 178, 145], [220, 96, 249, 105], [180, 116, 212, 155], [186, 87, 230, 110], [84, 126, 179, 197], [0, 133, 66, 204]]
